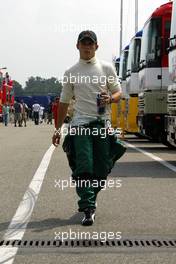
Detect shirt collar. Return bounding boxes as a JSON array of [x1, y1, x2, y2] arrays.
[[79, 56, 97, 65]]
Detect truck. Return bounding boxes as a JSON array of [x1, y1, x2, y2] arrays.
[[166, 0, 176, 147], [126, 30, 142, 134], [138, 2, 172, 144], [14, 95, 55, 110], [117, 45, 129, 130], [0, 71, 14, 122], [111, 57, 120, 128]]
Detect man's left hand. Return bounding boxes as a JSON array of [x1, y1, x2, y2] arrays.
[[100, 92, 111, 105]]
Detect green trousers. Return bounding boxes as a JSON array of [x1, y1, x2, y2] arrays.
[[62, 120, 126, 212], [72, 123, 112, 211]]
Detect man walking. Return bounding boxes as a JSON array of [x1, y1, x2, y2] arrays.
[[2, 103, 10, 126], [14, 100, 22, 127], [47, 102, 53, 125], [32, 102, 40, 125], [21, 100, 28, 127], [52, 30, 122, 226]]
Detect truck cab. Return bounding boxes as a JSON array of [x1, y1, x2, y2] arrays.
[[138, 2, 172, 143], [126, 30, 142, 133], [118, 45, 129, 130], [166, 0, 176, 147]]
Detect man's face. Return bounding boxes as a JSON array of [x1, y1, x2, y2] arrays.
[[77, 38, 98, 60]]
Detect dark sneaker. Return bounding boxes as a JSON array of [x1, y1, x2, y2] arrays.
[[82, 208, 95, 226]]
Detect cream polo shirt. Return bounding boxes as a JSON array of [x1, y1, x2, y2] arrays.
[[60, 56, 121, 126]]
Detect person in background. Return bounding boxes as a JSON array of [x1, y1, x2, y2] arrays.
[[44, 107, 48, 123], [39, 105, 45, 124], [2, 102, 10, 126], [32, 102, 40, 125], [9, 104, 14, 124], [21, 100, 28, 127], [47, 102, 53, 125], [27, 107, 32, 120], [14, 100, 22, 127]]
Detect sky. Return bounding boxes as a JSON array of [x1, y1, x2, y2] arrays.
[[0, 0, 169, 87]]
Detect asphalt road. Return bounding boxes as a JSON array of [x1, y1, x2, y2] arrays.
[[0, 120, 176, 264]]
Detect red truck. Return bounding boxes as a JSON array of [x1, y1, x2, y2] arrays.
[[0, 71, 14, 121]]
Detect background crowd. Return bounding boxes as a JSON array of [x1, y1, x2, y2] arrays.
[[1, 97, 60, 128]]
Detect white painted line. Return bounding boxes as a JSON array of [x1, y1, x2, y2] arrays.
[[0, 145, 55, 264], [0, 248, 17, 264], [126, 142, 176, 173]]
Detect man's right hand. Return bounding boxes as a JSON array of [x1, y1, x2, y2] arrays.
[[52, 131, 61, 147]]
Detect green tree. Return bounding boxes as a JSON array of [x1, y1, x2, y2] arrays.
[[13, 80, 24, 96], [24, 76, 62, 96]]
